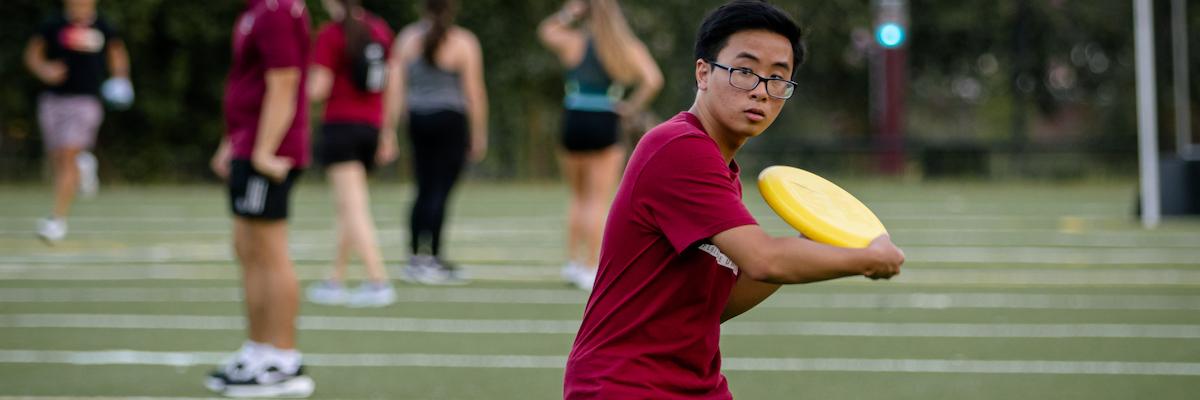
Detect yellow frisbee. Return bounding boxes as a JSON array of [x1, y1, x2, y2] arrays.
[[757, 166, 887, 248]]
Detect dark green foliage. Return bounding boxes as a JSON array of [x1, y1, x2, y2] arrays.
[[0, 0, 1193, 181]]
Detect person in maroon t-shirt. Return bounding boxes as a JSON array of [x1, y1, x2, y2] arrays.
[[303, 0, 398, 308], [563, 1, 906, 399], [205, 0, 314, 397]]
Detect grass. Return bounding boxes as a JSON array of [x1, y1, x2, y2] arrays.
[[0, 179, 1198, 399]]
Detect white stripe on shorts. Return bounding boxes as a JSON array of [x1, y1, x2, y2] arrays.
[[236, 176, 268, 215]]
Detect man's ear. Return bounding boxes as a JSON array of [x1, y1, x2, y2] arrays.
[[695, 59, 710, 91]]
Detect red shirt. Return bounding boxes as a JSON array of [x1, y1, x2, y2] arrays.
[[312, 15, 393, 127], [564, 112, 758, 399], [224, 0, 311, 167]]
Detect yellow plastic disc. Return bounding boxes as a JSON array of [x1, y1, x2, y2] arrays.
[[757, 166, 887, 248]]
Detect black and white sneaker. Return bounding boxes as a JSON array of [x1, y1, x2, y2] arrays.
[[205, 362, 314, 398]]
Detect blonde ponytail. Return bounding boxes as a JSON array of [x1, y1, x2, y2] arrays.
[[587, 0, 643, 86]]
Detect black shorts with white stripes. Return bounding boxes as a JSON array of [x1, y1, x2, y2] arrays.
[[227, 159, 303, 220]]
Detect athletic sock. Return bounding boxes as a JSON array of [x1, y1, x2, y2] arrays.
[[239, 340, 269, 359], [265, 346, 302, 374]]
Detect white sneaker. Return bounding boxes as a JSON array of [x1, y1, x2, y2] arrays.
[[76, 151, 99, 198], [205, 346, 313, 398], [347, 281, 396, 307], [561, 261, 583, 282], [570, 267, 597, 292], [305, 280, 347, 305], [401, 256, 467, 286], [36, 217, 67, 243]]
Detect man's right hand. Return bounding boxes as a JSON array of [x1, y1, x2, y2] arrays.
[[38, 62, 68, 85], [251, 152, 293, 183], [863, 235, 904, 280], [210, 143, 231, 180]]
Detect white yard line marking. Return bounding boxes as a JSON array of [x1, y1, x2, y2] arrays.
[[2, 314, 1197, 338], [1, 264, 1198, 285], [1, 350, 1197, 376], [1, 287, 1198, 311]]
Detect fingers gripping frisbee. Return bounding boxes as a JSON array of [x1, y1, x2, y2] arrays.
[[757, 166, 887, 248]]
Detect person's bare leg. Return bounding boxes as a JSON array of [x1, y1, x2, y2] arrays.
[[561, 152, 588, 264], [580, 146, 624, 269], [233, 217, 270, 344], [247, 219, 299, 349], [329, 162, 388, 282], [327, 166, 353, 283], [50, 147, 81, 219]]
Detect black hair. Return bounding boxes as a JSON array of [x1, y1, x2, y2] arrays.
[[694, 0, 805, 75], [422, 0, 457, 62], [340, 0, 369, 64]]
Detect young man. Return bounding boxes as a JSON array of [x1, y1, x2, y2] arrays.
[[205, 0, 314, 397], [24, 0, 131, 243], [563, 1, 905, 398]]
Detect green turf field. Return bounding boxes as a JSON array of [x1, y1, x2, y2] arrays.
[[1, 180, 1198, 399]]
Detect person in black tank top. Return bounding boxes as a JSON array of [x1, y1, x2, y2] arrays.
[[539, 0, 663, 291]]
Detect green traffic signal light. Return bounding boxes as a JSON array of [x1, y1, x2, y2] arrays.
[[877, 22, 905, 48]]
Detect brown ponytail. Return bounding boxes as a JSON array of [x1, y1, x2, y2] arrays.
[[339, 0, 370, 63], [422, 0, 457, 62]]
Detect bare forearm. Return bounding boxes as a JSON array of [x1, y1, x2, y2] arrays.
[[107, 41, 130, 77], [627, 48, 663, 111], [24, 39, 52, 80], [24, 42, 43, 74], [469, 92, 487, 144], [254, 71, 299, 158], [381, 65, 401, 132], [754, 236, 873, 284]]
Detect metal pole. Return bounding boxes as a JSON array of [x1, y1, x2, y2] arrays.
[[872, 0, 907, 175], [1172, 0, 1193, 159], [1135, 0, 1161, 228]]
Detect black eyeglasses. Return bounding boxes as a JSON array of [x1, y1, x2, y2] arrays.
[[707, 61, 797, 100]]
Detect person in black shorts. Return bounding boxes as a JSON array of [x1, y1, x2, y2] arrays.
[[205, 0, 314, 397], [304, 0, 399, 307], [539, 0, 662, 290]]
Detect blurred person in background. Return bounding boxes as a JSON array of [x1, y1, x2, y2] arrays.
[[304, 0, 399, 308], [392, 0, 488, 285], [24, 0, 131, 243], [539, 0, 663, 291], [205, 0, 313, 397]]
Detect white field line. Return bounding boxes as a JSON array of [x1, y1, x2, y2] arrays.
[[0, 397, 230, 400], [1, 287, 1198, 311], [1, 263, 1198, 285], [0, 213, 1142, 225], [0, 350, 1197, 376], [1, 314, 1197, 338], [3, 245, 1198, 265]]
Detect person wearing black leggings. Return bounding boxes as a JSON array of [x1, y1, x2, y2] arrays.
[[390, 0, 488, 284], [408, 110, 467, 261]]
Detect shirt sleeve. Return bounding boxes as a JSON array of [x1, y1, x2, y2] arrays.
[[638, 135, 758, 254], [96, 16, 120, 41], [253, 6, 306, 70], [312, 24, 340, 69], [37, 18, 57, 43]]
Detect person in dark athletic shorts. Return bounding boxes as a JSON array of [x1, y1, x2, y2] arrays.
[[206, 0, 314, 397], [304, 0, 398, 308], [539, 0, 662, 291]]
